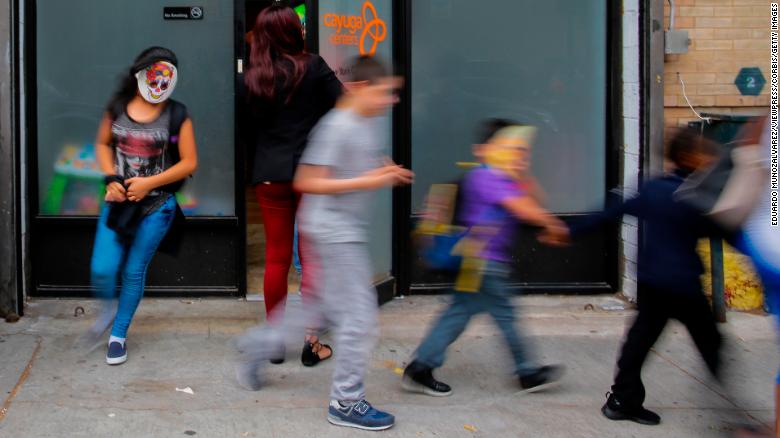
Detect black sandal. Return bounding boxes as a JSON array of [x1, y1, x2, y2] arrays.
[[301, 339, 333, 367]]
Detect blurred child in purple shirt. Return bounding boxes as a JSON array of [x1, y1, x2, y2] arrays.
[[402, 119, 566, 396]]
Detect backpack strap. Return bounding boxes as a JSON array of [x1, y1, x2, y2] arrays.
[[167, 99, 188, 164], [105, 101, 125, 152], [160, 99, 190, 194]]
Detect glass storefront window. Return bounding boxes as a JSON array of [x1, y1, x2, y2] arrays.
[[36, 0, 235, 216], [411, 0, 607, 214], [318, 0, 393, 277]]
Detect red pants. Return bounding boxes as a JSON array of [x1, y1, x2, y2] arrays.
[[255, 182, 303, 321]]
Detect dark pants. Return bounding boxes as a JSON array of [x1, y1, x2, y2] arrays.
[[612, 283, 722, 408]]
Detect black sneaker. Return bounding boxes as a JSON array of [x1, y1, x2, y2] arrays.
[[519, 365, 564, 393], [601, 392, 661, 426], [401, 361, 452, 397]]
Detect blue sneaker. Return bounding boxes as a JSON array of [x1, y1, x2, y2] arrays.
[[106, 341, 127, 365], [327, 399, 395, 431]]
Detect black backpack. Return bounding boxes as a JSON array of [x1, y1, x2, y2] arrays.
[[109, 98, 190, 193]]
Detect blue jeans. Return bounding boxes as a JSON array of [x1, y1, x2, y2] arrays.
[[293, 222, 302, 275], [737, 231, 780, 382], [90, 196, 176, 338], [414, 262, 537, 375]]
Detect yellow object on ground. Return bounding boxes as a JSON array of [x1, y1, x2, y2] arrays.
[[698, 240, 764, 311]]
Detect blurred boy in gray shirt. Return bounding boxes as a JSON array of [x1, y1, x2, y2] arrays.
[[235, 56, 411, 432]]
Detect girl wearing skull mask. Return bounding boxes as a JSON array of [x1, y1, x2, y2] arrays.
[[243, 4, 342, 366], [84, 47, 198, 365]]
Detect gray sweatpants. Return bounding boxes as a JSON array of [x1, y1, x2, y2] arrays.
[[236, 241, 378, 402]]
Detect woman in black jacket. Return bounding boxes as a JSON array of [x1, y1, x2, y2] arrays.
[[244, 4, 342, 365]]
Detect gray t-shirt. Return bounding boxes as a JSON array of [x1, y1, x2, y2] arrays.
[[298, 108, 383, 243], [112, 106, 172, 197]]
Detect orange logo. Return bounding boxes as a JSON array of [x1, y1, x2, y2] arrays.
[[323, 1, 387, 56], [359, 1, 386, 56]]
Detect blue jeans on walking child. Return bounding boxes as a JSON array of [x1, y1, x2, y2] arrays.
[[91, 196, 176, 338], [413, 261, 537, 376]]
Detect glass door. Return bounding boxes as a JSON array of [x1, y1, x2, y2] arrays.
[[241, 0, 311, 299], [408, 0, 615, 293], [30, 0, 240, 295], [317, 0, 395, 299]]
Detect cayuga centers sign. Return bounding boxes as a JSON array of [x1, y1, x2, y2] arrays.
[[322, 1, 387, 56]]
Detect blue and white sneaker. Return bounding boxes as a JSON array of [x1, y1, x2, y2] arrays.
[[327, 399, 395, 431], [106, 342, 127, 365]]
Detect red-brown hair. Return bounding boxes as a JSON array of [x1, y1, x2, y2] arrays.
[[245, 5, 307, 101]]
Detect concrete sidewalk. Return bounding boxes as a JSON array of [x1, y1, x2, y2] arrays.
[[0, 295, 776, 437]]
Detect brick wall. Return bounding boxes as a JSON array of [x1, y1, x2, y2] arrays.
[[663, 0, 768, 311], [622, 0, 641, 300], [664, 0, 771, 136]]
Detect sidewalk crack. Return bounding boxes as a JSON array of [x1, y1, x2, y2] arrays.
[[0, 336, 43, 422]]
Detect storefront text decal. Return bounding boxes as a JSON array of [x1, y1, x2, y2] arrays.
[[323, 1, 386, 56]]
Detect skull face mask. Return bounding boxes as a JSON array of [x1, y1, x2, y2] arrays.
[[136, 61, 178, 104]]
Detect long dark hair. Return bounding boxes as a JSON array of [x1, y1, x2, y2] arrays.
[[244, 5, 307, 101], [105, 46, 178, 118]]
